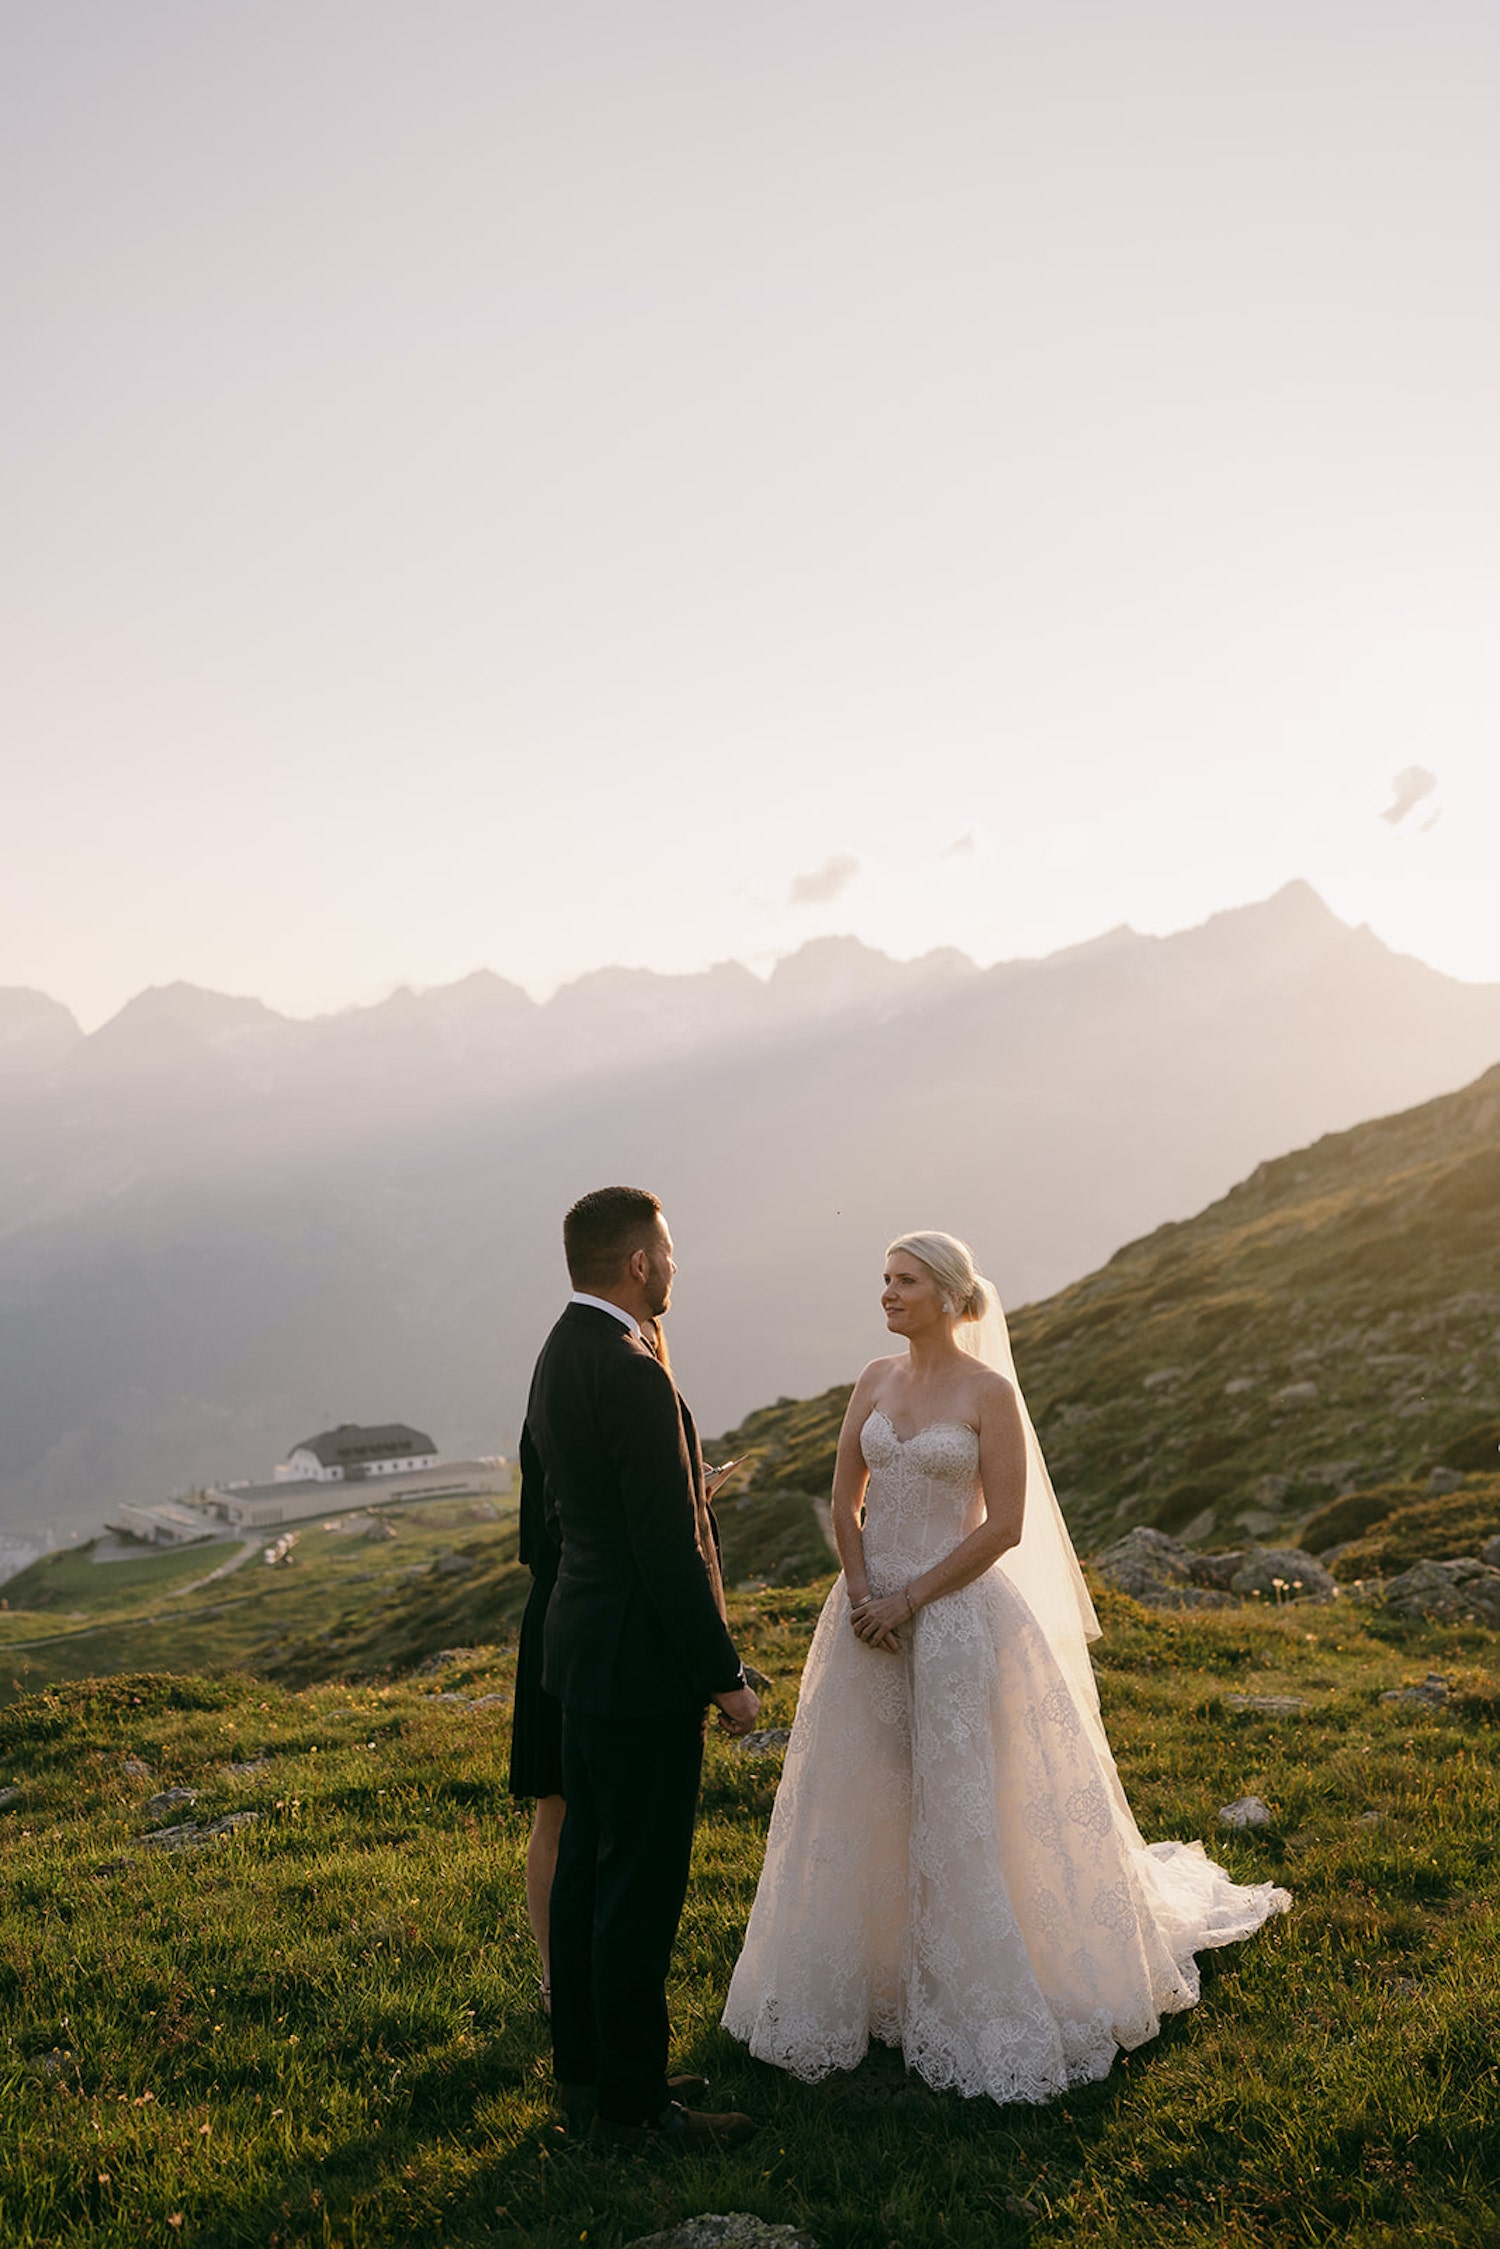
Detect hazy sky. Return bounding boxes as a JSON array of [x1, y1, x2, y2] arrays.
[[6, 3, 1499, 1029]]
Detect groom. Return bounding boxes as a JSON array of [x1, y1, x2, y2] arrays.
[[526, 1185, 759, 2150]]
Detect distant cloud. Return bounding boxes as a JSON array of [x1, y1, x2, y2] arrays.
[[1380, 766, 1438, 825], [940, 831, 976, 859], [788, 853, 860, 906]]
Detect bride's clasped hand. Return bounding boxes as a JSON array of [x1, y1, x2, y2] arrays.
[[722, 1229, 1290, 2108]]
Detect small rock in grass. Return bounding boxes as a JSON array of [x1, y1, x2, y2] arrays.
[[139, 1811, 259, 1854], [1219, 1796, 1272, 1829], [1224, 1694, 1307, 1716], [224, 1759, 271, 1778], [1379, 1673, 1450, 1707], [138, 1822, 202, 1852], [0, 1785, 21, 1809], [144, 1788, 198, 1820], [737, 1729, 792, 1755], [118, 1757, 152, 1779], [1426, 1467, 1465, 1496], [624, 2219, 818, 2249]]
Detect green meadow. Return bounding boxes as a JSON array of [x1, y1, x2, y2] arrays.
[[3, 1562, 1498, 2249]]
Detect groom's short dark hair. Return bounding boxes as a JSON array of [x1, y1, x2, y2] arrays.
[[564, 1186, 664, 1289]]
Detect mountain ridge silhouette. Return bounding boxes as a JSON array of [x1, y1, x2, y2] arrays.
[[3, 882, 1498, 1538]]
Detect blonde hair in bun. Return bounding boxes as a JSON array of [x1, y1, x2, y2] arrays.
[[885, 1231, 989, 1323]]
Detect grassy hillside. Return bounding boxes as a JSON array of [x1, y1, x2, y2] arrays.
[[1305, 1476, 1500, 1582], [0, 1480, 835, 1704], [0, 1501, 528, 1705], [710, 1066, 1500, 1555], [3, 1587, 1498, 2248]]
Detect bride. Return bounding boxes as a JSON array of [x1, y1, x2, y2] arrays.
[[722, 1231, 1289, 2106]]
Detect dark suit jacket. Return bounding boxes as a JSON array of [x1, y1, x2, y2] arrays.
[[527, 1303, 743, 1718]]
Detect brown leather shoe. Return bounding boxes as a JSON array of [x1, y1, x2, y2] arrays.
[[556, 2075, 709, 2133], [587, 2099, 754, 2154]]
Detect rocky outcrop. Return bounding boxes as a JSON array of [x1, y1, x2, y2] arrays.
[[1380, 1558, 1500, 1625], [1090, 1527, 1339, 1607], [1089, 1528, 1235, 1607], [1091, 1527, 1500, 1616]]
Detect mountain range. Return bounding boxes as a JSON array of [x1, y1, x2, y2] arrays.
[[3, 880, 1500, 1540]]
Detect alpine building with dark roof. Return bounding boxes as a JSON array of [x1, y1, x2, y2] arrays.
[[282, 1422, 439, 1483]]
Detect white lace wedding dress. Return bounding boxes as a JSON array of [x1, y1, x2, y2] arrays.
[[722, 1410, 1290, 2105]]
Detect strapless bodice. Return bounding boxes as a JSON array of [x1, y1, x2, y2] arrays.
[[859, 1408, 983, 1585]]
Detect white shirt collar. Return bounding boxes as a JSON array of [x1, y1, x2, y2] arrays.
[[568, 1290, 640, 1338]]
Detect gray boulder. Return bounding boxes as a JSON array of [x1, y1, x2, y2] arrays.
[[1480, 1535, 1500, 1569], [1381, 1558, 1500, 1625], [1090, 1527, 1234, 1608], [1228, 1548, 1337, 1603], [1426, 1467, 1466, 1496], [1191, 1550, 1251, 1591]]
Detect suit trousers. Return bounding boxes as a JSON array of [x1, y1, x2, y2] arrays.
[[550, 1704, 706, 2125]]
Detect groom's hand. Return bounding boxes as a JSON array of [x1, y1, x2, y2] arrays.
[[713, 1685, 760, 1737]]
